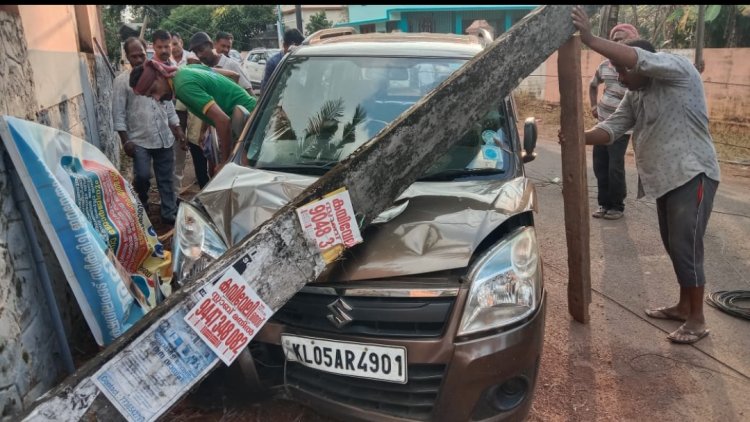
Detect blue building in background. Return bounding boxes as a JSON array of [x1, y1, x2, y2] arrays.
[[335, 5, 538, 37]]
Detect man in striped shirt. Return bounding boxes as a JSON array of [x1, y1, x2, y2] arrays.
[[588, 23, 640, 220]]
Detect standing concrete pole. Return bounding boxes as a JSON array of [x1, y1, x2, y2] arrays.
[[558, 35, 592, 323], [295, 5, 303, 33], [695, 5, 706, 71]]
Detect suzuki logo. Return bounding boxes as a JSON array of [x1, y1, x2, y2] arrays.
[[327, 298, 353, 328]]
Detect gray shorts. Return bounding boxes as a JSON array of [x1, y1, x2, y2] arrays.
[[656, 173, 718, 288]]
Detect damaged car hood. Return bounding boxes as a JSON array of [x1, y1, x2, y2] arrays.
[[195, 163, 536, 281]]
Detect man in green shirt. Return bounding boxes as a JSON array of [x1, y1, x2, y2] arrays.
[[130, 59, 257, 167]]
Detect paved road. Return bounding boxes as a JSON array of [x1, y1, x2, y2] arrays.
[[527, 138, 750, 421]]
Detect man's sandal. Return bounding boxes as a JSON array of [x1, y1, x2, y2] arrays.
[[668, 325, 710, 344], [645, 307, 687, 322]]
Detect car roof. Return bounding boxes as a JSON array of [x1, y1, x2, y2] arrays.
[[292, 32, 485, 59]]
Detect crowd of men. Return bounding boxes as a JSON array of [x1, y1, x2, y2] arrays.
[[113, 28, 303, 226]]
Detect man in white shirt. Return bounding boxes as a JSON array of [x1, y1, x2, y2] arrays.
[[170, 32, 196, 67], [189, 32, 255, 97], [113, 37, 185, 225]]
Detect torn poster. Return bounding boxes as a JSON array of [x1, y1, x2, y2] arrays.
[[93, 304, 218, 422]]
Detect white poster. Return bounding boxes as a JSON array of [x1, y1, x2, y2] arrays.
[[184, 267, 273, 366]]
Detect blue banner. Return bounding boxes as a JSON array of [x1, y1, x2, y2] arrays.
[[0, 116, 167, 345]]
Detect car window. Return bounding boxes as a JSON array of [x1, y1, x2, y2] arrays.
[[248, 53, 262, 63], [240, 55, 513, 179]]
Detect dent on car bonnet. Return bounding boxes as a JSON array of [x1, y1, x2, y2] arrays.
[[195, 163, 535, 281]]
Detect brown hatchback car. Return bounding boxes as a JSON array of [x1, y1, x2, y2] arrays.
[[172, 30, 545, 421]]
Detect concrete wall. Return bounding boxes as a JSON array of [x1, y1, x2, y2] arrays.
[[0, 6, 117, 419], [516, 48, 750, 124], [0, 10, 64, 420]]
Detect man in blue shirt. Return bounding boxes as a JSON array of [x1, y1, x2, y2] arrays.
[[260, 28, 304, 94]]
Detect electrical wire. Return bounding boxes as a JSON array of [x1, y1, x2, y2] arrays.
[[706, 290, 750, 321]]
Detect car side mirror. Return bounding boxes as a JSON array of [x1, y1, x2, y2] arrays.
[[522, 117, 538, 163], [258, 59, 266, 65]]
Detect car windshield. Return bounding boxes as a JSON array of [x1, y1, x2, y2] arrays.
[[240, 55, 513, 179]]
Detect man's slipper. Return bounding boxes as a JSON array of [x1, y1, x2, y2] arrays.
[[645, 307, 687, 322], [667, 325, 710, 344]]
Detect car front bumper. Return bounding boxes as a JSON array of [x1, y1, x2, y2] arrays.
[[253, 291, 546, 421]]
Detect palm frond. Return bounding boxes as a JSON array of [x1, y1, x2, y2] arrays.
[[340, 105, 367, 146], [304, 98, 344, 141], [299, 98, 345, 160]]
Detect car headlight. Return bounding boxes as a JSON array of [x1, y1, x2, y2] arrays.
[[458, 226, 542, 336], [172, 202, 227, 287]]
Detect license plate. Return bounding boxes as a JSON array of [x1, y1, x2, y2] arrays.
[[281, 334, 408, 384]]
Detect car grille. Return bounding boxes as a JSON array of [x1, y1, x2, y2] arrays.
[[287, 362, 445, 421], [273, 292, 455, 338]]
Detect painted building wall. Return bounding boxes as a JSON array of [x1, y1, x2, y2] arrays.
[[341, 5, 536, 36], [346, 5, 535, 24], [20, 6, 85, 111]]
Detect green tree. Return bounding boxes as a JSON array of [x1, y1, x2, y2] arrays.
[[128, 5, 179, 34], [305, 11, 333, 35], [703, 5, 750, 48], [211, 5, 276, 51], [101, 5, 127, 64], [596, 5, 750, 48], [160, 5, 217, 39]]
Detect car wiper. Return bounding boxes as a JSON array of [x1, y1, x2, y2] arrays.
[[418, 168, 505, 181], [256, 164, 332, 176]]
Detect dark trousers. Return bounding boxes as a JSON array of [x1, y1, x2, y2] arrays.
[[133, 145, 177, 221], [656, 173, 718, 288], [176, 110, 188, 132], [188, 142, 210, 189], [593, 134, 630, 211]]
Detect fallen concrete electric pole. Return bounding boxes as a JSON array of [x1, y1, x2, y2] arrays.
[[22, 5, 592, 421]]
